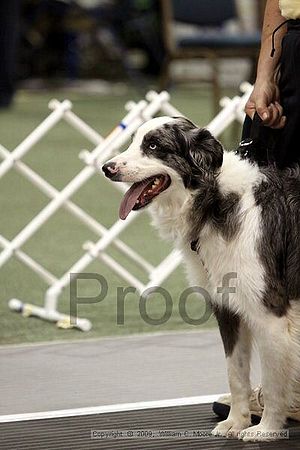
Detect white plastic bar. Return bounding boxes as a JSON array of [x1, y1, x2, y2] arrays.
[[208, 85, 252, 136], [146, 91, 182, 116], [232, 83, 253, 123], [0, 100, 149, 268], [8, 301, 91, 332], [219, 97, 246, 124], [125, 100, 138, 111], [207, 96, 243, 136], [0, 145, 154, 274], [145, 249, 182, 292], [111, 237, 154, 273], [0, 100, 72, 179], [0, 166, 95, 267], [82, 92, 171, 167], [44, 209, 141, 311], [48, 99, 104, 146], [160, 101, 182, 117], [240, 81, 253, 95], [139, 91, 170, 122], [0, 235, 57, 285], [84, 242, 145, 292], [147, 86, 251, 136], [82, 99, 148, 166]]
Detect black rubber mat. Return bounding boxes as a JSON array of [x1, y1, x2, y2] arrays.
[[1, 403, 300, 450], [212, 401, 261, 424]]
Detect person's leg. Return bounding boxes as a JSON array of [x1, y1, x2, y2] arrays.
[[275, 23, 300, 168]]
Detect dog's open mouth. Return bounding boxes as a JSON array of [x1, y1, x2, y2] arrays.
[[119, 174, 171, 220]]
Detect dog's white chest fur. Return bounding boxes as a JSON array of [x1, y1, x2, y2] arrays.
[[194, 200, 266, 318], [150, 153, 267, 322]]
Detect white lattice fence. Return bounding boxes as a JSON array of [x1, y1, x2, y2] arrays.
[[0, 85, 252, 331]]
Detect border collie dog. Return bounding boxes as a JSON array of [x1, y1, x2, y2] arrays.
[[102, 116, 300, 442]]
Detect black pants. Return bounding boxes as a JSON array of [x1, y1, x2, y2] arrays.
[[243, 19, 300, 169]]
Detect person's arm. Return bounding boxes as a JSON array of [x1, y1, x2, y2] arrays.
[[245, 0, 287, 128]]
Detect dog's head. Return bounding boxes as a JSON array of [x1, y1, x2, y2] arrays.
[[102, 116, 223, 219]]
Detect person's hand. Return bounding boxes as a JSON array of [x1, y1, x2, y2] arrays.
[[245, 80, 286, 129]]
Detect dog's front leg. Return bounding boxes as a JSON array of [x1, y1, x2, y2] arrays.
[[212, 308, 252, 438], [240, 317, 289, 442]]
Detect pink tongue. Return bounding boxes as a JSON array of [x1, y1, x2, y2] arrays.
[[119, 179, 152, 220]]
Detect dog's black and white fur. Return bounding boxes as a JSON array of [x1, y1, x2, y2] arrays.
[[102, 116, 300, 442]]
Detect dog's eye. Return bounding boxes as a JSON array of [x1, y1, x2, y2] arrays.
[[149, 143, 157, 150]]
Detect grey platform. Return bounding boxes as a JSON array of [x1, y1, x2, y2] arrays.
[[1, 404, 300, 450], [0, 330, 260, 416]]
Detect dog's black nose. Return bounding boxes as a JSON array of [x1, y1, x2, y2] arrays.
[[102, 162, 118, 179]]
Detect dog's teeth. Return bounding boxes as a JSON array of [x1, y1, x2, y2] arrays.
[[154, 179, 160, 185], [136, 200, 140, 204]]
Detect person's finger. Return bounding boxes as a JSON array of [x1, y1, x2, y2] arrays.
[[268, 102, 286, 128], [267, 103, 280, 127], [255, 101, 270, 123], [274, 101, 283, 117], [271, 102, 286, 128], [259, 103, 275, 126], [271, 115, 286, 129], [245, 100, 256, 119]]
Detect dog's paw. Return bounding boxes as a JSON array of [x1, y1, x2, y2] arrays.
[[238, 424, 283, 442], [212, 417, 251, 439]]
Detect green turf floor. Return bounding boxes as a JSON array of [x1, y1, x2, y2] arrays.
[[0, 84, 242, 344]]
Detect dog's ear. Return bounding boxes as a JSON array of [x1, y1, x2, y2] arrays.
[[188, 128, 223, 173]]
